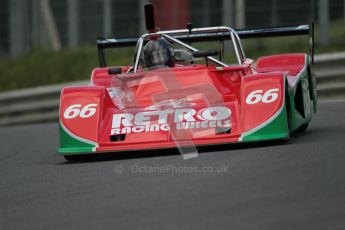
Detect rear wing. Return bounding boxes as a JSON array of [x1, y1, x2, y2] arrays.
[[97, 23, 314, 67]]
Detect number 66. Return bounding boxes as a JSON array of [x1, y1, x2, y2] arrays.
[[246, 88, 279, 105], [63, 103, 97, 119]]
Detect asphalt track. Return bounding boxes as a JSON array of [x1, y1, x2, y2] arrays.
[[1, 101, 345, 230]]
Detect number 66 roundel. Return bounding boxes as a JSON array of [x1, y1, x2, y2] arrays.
[[60, 87, 105, 143], [242, 73, 285, 132]]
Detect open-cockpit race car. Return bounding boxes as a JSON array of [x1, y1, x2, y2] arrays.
[[59, 4, 317, 160]]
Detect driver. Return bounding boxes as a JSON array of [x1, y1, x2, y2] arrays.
[[143, 38, 175, 68]]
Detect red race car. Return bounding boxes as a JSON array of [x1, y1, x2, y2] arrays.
[[59, 4, 317, 160]]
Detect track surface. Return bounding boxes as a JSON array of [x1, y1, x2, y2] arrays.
[[1, 101, 345, 230]]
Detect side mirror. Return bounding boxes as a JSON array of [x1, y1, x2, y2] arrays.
[[108, 67, 122, 75], [192, 50, 220, 67], [193, 50, 219, 58]]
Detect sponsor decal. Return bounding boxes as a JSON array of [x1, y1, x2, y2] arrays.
[[111, 107, 232, 135]]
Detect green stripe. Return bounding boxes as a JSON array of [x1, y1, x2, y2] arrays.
[[242, 104, 289, 141], [58, 123, 94, 154]]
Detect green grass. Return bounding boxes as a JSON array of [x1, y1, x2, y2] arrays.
[[0, 21, 344, 92], [0, 46, 136, 92], [0, 48, 97, 91]]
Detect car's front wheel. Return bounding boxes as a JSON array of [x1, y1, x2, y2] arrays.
[[63, 154, 91, 162], [297, 122, 309, 133]]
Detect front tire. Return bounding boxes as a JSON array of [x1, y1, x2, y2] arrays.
[[297, 122, 309, 133], [63, 154, 92, 162]]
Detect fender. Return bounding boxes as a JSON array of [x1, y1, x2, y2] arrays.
[[59, 86, 113, 154], [240, 72, 288, 141], [256, 53, 306, 76], [256, 53, 317, 112]]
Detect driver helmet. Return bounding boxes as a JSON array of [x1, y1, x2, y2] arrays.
[[143, 38, 175, 68]]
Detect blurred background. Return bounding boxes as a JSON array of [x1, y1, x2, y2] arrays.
[[0, 0, 344, 91]]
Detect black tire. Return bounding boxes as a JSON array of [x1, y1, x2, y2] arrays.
[[63, 154, 91, 162], [297, 122, 309, 133]]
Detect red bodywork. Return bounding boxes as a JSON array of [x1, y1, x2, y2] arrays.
[[59, 53, 307, 153]]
